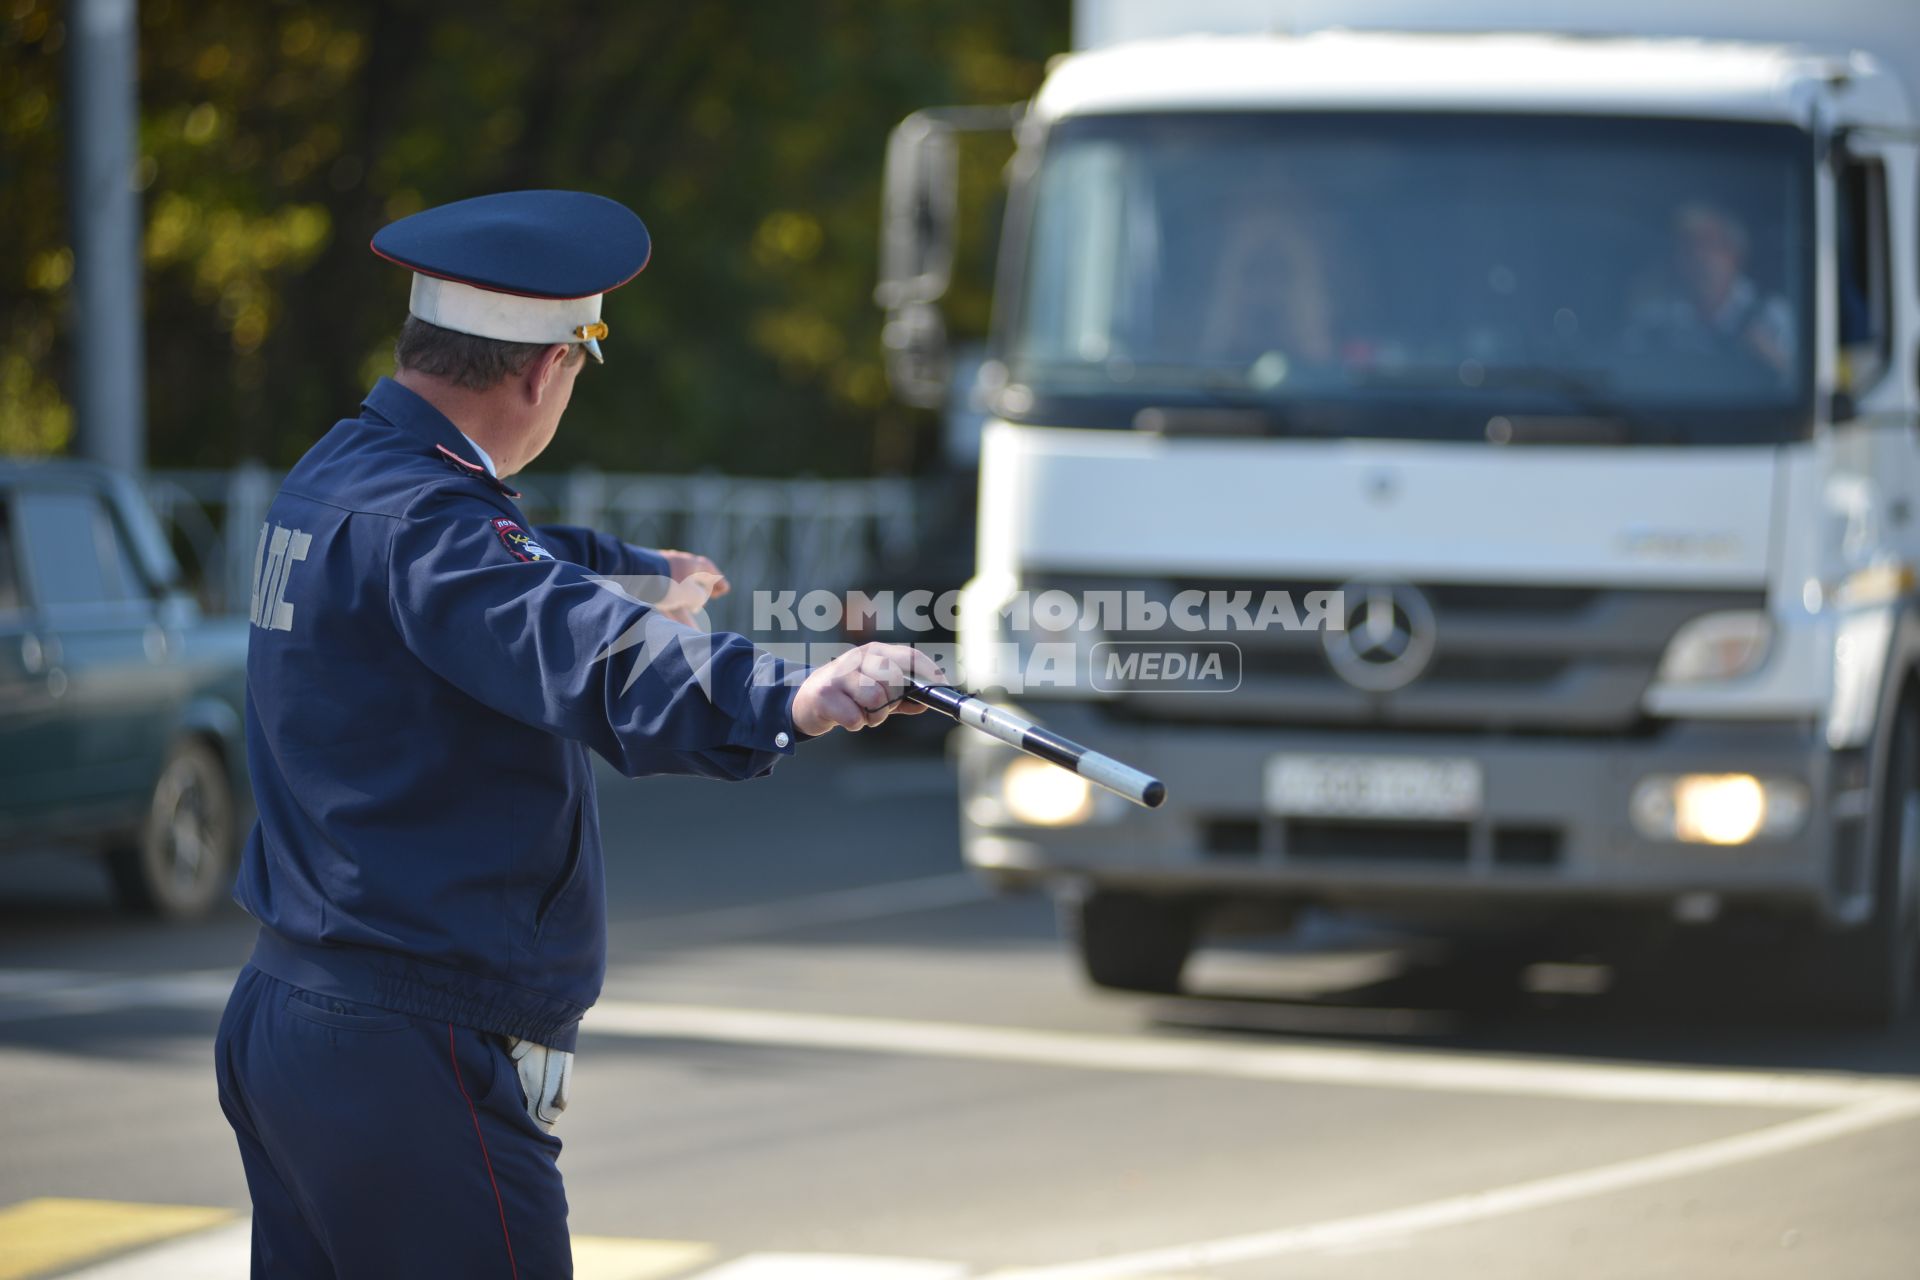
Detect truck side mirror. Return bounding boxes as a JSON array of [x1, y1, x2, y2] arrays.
[[877, 113, 960, 408], [876, 112, 960, 315], [875, 105, 1024, 409]]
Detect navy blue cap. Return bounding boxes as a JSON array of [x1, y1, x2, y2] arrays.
[[372, 190, 650, 361], [371, 190, 650, 299]]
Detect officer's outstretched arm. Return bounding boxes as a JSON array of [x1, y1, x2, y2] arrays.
[[529, 525, 672, 579], [386, 490, 799, 781]]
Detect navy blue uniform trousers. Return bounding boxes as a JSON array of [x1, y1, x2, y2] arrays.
[[215, 966, 570, 1278]]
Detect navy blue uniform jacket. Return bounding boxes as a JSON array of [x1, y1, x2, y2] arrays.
[[236, 378, 802, 1050]]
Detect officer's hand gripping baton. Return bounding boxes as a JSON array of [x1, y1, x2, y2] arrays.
[[904, 683, 1167, 809]]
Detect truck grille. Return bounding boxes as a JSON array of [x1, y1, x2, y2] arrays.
[[1290, 820, 1472, 864], [1200, 817, 1563, 868], [1030, 574, 1764, 734]]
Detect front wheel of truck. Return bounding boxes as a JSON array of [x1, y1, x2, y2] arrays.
[[1813, 698, 1920, 1027], [1069, 890, 1198, 995]]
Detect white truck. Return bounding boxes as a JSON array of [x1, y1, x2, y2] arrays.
[[875, 0, 1920, 1022]]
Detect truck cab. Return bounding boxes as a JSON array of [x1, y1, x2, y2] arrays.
[[879, 6, 1920, 1022]]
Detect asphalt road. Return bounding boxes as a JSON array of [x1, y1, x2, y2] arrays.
[[1, 732, 1917, 1279]]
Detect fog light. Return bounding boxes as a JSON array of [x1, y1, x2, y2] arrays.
[[1630, 773, 1808, 845], [1655, 611, 1771, 685], [1001, 757, 1094, 826]]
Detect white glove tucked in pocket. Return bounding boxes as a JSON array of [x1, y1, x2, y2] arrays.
[[506, 1036, 572, 1132]]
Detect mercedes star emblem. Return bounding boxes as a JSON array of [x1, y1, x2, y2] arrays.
[[1323, 582, 1437, 692]]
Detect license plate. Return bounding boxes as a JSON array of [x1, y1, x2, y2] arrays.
[[1265, 754, 1483, 820]]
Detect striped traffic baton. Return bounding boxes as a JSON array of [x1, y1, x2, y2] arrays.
[[904, 683, 1167, 809]]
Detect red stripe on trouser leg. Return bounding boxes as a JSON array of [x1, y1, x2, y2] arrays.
[[449, 1023, 520, 1279]]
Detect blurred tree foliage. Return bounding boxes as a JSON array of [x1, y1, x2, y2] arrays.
[[0, 0, 1066, 472]]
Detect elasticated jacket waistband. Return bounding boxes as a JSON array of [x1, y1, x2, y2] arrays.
[[247, 929, 584, 1051]]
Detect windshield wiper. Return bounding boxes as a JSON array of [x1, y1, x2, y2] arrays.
[[1484, 414, 1635, 444], [1347, 364, 1675, 444], [1480, 366, 1682, 444], [1134, 405, 1284, 437]]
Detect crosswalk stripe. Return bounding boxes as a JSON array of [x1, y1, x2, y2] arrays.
[[41, 1220, 252, 1279], [573, 1234, 718, 1279], [6, 1201, 954, 1280], [42, 1220, 716, 1280], [685, 1256, 967, 1280], [0, 1198, 234, 1280]]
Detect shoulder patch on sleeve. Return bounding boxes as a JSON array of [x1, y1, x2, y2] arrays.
[[491, 517, 554, 562]]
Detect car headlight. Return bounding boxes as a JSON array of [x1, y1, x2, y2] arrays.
[[1629, 773, 1808, 845], [1000, 757, 1095, 826], [1656, 611, 1771, 684]]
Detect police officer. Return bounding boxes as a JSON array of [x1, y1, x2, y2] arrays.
[[214, 189, 942, 1278]]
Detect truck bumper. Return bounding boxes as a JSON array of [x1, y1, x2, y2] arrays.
[[958, 705, 1853, 922]]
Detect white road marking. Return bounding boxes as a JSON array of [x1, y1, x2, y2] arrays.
[[53, 1219, 252, 1279], [983, 1093, 1920, 1279], [0, 968, 103, 996], [8, 971, 1918, 1279], [0, 873, 989, 1022], [689, 1255, 967, 1279], [625, 874, 991, 947], [0, 969, 233, 1023], [582, 1000, 1916, 1111], [2, 965, 1909, 1112], [53, 1224, 958, 1280]]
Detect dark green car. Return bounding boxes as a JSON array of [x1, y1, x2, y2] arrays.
[[0, 459, 250, 919]]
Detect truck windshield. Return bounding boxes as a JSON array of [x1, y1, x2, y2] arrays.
[[1005, 113, 1815, 443]]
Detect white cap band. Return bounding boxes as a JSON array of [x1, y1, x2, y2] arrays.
[[409, 275, 606, 361]]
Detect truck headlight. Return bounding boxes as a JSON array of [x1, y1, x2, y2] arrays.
[[1656, 611, 1771, 684], [1000, 757, 1094, 826], [1629, 773, 1808, 845]]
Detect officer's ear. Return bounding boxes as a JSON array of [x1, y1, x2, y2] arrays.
[[526, 343, 574, 406]]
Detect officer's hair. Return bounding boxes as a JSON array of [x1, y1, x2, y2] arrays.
[[393, 316, 584, 391]]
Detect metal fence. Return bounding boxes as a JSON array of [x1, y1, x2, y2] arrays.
[[145, 466, 920, 637]]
